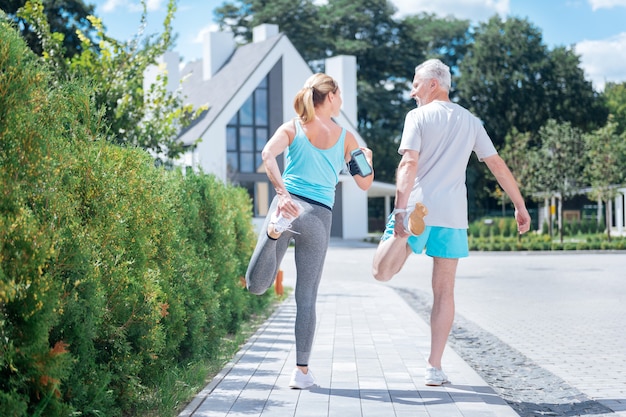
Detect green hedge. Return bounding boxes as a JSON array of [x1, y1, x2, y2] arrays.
[[468, 217, 626, 251], [1, 20, 270, 416]]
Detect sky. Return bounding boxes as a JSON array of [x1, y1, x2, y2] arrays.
[[92, 0, 626, 91]]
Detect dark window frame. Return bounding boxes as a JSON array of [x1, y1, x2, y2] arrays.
[[226, 77, 269, 175], [226, 61, 283, 217]]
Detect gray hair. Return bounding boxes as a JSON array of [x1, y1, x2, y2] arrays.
[[415, 59, 451, 91]]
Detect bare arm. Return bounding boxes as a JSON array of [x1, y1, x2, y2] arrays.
[[261, 122, 301, 218], [345, 132, 374, 190], [483, 154, 531, 234], [393, 149, 419, 237]]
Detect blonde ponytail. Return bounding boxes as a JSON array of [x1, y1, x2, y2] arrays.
[[293, 73, 339, 124]]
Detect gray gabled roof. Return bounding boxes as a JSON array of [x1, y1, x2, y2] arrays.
[[178, 34, 285, 146]]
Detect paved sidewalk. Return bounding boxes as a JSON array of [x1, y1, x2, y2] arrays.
[[179, 241, 518, 417]]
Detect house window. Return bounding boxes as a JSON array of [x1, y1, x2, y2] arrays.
[[227, 77, 269, 175], [227, 76, 271, 216]]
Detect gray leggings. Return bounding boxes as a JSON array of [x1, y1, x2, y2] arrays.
[[245, 195, 332, 366]]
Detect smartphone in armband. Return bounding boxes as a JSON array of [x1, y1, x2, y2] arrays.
[[349, 148, 372, 177]]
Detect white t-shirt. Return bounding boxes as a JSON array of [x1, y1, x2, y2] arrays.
[[399, 101, 497, 229]]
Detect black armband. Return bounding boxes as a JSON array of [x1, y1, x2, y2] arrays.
[[348, 148, 372, 177]]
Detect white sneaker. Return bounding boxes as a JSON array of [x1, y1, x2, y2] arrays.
[[268, 202, 303, 239], [271, 212, 295, 234], [425, 366, 449, 386], [289, 368, 315, 389]]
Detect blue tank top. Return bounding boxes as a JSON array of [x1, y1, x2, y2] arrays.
[[282, 120, 347, 208]]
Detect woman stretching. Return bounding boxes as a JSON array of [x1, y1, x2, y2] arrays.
[[245, 73, 373, 389]]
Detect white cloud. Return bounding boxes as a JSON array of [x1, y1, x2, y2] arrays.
[[588, 0, 626, 11], [101, 0, 124, 13], [101, 0, 164, 13], [576, 32, 626, 90], [390, 0, 509, 21], [146, 0, 165, 11]]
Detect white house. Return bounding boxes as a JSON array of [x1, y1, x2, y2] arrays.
[[537, 188, 626, 236], [146, 24, 395, 239]]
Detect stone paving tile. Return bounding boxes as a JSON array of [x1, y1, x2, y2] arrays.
[[183, 244, 614, 417], [180, 278, 520, 416]]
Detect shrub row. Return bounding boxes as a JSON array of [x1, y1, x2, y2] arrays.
[[470, 216, 608, 240], [469, 234, 626, 251], [468, 216, 626, 251], [1, 20, 270, 416]]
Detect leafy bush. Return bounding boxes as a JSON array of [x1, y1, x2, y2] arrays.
[[1, 20, 271, 416], [469, 217, 519, 239], [468, 232, 626, 252]]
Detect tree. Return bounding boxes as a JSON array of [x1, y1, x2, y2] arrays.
[[214, 0, 327, 63], [500, 128, 533, 194], [19, 0, 206, 161], [544, 46, 607, 133], [456, 16, 607, 148], [455, 16, 609, 219], [0, 0, 96, 57], [584, 118, 626, 241], [494, 128, 533, 214], [456, 16, 550, 146], [529, 119, 586, 242], [398, 12, 470, 93], [603, 81, 626, 135]]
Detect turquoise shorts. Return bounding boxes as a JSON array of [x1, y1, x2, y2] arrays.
[[381, 217, 469, 258]]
